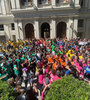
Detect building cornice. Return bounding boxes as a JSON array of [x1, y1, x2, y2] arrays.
[[0, 15, 14, 24], [11, 6, 80, 14]]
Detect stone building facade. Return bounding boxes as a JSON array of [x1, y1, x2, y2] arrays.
[[0, 0, 90, 42]]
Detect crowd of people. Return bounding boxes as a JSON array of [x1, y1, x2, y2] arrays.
[[0, 37, 90, 100]]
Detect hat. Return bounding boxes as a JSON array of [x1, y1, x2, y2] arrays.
[[45, 77, 49, 85], [22, 68, 27, 71]]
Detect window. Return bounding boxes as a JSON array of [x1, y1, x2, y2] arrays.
[[24, 0, 32, 5], [0, 25, 4, 31], [41, 0, 47, 4], [56, 0, 59, 3], [78, 19, 84, 28], [24, 0, 30, 2], [11, 23, 15, 30], [38, 0, 50, 4]]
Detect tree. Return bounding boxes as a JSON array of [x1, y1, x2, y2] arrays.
[[45, 75, 90, 100], [0, 80, 18, 100]]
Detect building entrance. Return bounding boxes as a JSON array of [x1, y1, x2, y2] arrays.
[[25, 23, 34, 39], [57, 22, 66, 38], [41, 23, 50, 38]]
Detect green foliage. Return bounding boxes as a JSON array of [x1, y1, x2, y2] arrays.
[[45, 75, 90, 100], [0, 80, 18, 100]]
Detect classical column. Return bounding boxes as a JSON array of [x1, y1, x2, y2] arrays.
[[4, 24, 11, 41], [15, 21, 20, 41], [18, 21, 24, 40], [10, 0, 16, 9], [8, 24, 13, 41], [51, 19, 56, 39], [0, 0, 1, 14], [75, 0, 80, 8], [1, 0, 6, 14], [66, 20, 70, 40], [52, 0, 56, 6], [33, 0, 38, 7], [67, 18, 74, 40], [15, 0, 20, 9], [73, 19, 78, 39], [34, 20, 40, 39]]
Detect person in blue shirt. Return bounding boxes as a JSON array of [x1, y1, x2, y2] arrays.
[[84, 63, 90, 74]]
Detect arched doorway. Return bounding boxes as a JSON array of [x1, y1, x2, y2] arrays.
[[41, 23, 50, 38], [57, 22, 66, 38], [25, 23, 34, 39]]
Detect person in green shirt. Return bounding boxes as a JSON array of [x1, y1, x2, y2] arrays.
[[15, 57, 20, 69], [13, 62, 19, 77], [0, 66, 8, 81]]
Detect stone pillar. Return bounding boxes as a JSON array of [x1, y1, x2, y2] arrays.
[[15, 21, 19, 41], [51, 19, 56, 39], [10, 0, 16, 9], [34, 20, 40, 39], [4, 0, 9, 14], [73, 19, 78, 39], [33, 0, 38, 7], [52, 0, 56, 6], [8, 24, 13, 41], [67, 18, 74, 40], [75, 0, 80, 8], [0, 0, 1, 14], [4, 24, 11, 41], [67, 20, 70, 40], [1, 0, 6, 14], [18, 21, 24, 40], [15, 0, 20, 9]]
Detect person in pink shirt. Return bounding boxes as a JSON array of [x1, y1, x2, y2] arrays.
[[75, 46, 78, 51], [38, 69, 45, 85], [77, 62, 84, 78], [53, 70, 61, 82], [60, 45, 63, 50], [50, 69, 61, 82], [38, 69, 45, 95], [49, 69, 56, 82], [74, 61, 79, 68]]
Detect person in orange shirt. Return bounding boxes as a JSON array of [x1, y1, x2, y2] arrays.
[[48, 55, 53, 64], [58, 56, 62, 63], [53, 55, 57, 61], [61, 58, 66, 67], [52, 60, 58, 71]]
